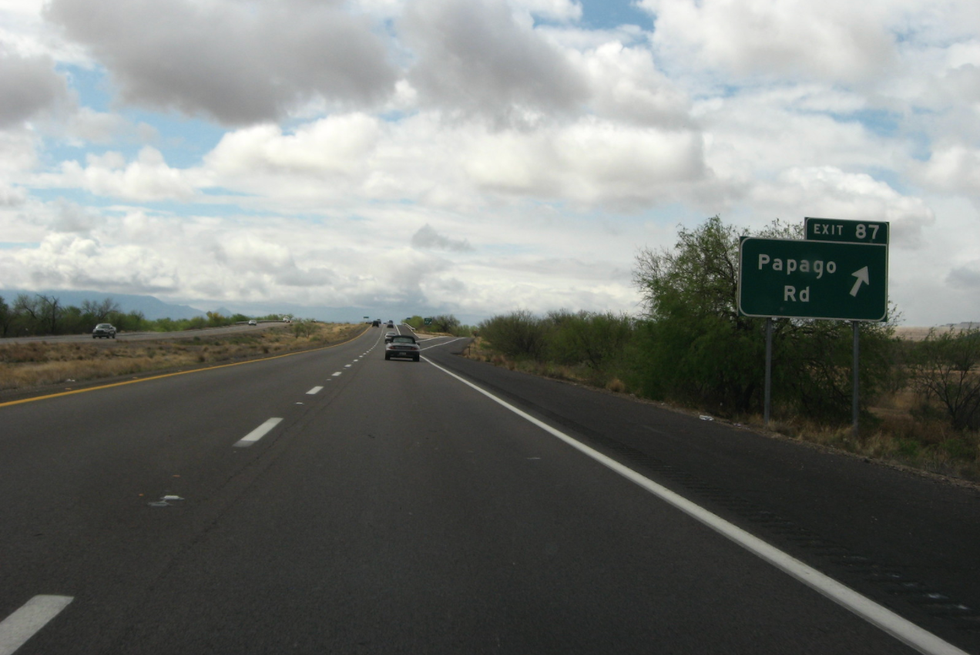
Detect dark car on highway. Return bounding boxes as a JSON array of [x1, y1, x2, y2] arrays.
[[92, 323, 117, 339]]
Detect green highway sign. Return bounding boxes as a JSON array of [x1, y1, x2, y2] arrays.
[[739, 237, 888, 321], [805, 217, 889, 245]]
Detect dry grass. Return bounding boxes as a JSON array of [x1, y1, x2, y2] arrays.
[[729, 395, 980, 482], [894, 327, 936, 341], [605, 378, 627, 393], [0, 323, 365, 394], [894, 325, 978, 341]]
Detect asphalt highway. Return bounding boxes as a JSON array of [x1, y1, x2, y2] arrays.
[[1, 326, 978, 654]]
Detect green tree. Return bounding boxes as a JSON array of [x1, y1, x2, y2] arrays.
[[10, 294, 64, 335], [37, 294, 63, 335], [111, 310, 146, 333], [12, 293, 41, 335], [207, 311, 227, 327], [61, 305, 85, 334], [430, 314, 461, 334], [632, 216, 764, 413], [0, 295, 11, 337]]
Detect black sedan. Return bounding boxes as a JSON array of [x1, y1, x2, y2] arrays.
[[384, 334, 421, 362], [92, 323, 117, 339]]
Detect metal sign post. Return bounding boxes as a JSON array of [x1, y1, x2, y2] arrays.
[[852, 320, 860, 438], [764, 318, 772, 427]]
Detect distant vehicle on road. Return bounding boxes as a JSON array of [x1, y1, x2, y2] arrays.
[[92, 323, 116, 339], [386, 320, 394, 328], [248, 320, 257, 326], [385, 334, 421, 362], [384, 331, 397, 343], [372, 320, 381, 327]]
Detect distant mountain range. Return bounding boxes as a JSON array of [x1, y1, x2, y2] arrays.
[[0, 289, 206, 321]]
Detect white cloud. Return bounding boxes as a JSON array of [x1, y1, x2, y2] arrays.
[[196, 111, 709, 213], [401, 0, 589, 125], [747, 167, 936, 248], [462, 117, 707, 209], [692, 84, 915, 217], [0, 231, 180, 294], [948, 262, 980, 291], [0, 0, 89, 64], [205, 115, 381, 181], [0, 129, 39, 177], [0, 183, 26, 207], [577, 40, 691, 128], [640, 0, 898, 83], [63, 108, 158, 146], [914, 145, 980, 198], [411, 224, 474, 251], [0, 48, 70, 127], [42, 147, 200, 201], [44, 0, 398, 125], [511, 0, 583, 23]]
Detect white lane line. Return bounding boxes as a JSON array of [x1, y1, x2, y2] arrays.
[[233, 418, 283, 448], [424, 357, 969, 655], [421, 337, 464, 350], [306, 386, 324, 395], [0, 595, 73, 655], [332, 372, 342, 377], [344, 364, 352, 368]]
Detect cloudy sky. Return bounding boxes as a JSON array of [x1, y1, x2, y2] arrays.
[[0, 0, 978, 325]]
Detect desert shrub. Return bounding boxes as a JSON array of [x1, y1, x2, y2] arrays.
[[908, 326, 980, 430], [478, 310, 550, 360], [546, 310, 634, 372]]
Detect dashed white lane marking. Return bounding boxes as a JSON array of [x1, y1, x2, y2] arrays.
[[233, 418, 283, 448], [306, 386, 323, 395], [424, 358, 970, 655], [0, 595, 73, 655], [332, 372, 342, 377], [344, 364, 352, 368]]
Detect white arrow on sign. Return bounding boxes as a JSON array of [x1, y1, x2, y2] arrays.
[[849, 266, 870, 297]]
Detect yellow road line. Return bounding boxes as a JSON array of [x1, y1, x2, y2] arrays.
[[0, 329, 368, 409]]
